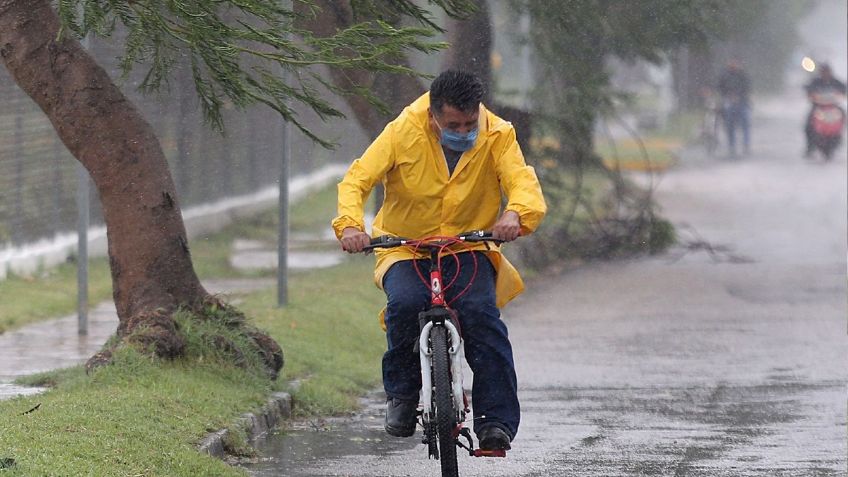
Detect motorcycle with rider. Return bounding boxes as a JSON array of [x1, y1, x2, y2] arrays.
[[804, 63, 847, 161]]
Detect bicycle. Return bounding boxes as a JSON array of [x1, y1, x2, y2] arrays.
[[700, 97, 722, 156], [364, 230, 508, 477]]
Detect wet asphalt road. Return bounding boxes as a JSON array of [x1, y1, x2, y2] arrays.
[[243, 100, 847, 476]]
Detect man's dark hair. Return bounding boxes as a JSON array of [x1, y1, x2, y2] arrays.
[[429, 70, 485, 115]]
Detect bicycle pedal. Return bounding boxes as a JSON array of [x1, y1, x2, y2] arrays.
[[473, 449, 507, 458]]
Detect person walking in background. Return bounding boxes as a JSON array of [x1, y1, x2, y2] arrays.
[[717, 59, 752, 158]]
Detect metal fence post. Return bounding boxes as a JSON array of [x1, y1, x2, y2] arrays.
[[277, 104, 291, 307], [12, 113, 23, 245], [277, 19, 291, 307], [77, 33, 91, 336], [76, 163, 89, 335]]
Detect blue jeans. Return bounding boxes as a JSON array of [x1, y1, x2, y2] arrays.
[[722, 101, 751, 154], [382, 251, 520, 439]]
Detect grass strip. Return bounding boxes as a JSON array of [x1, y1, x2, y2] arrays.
[[0, 351, 270, 476], [0, 256, 386, 476], [0, 181, 391, 474], [0, 258, 113, 334], [596, 136, 682, 171], [241, 259, 385, 416]]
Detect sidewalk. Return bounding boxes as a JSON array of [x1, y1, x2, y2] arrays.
[[0, 277, 277, 400]]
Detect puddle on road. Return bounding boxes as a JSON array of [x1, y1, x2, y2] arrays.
[[0, 381, 44, 401], [0, 303, 117, 402], [239, 394, 421, 477], [238, 392, 543, 477]]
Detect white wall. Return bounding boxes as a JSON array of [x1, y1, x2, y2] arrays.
[[0, 164, 348, 280]]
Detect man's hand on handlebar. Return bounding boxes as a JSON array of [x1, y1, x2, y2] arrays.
[[492, 210, 521, 242], [340, 227, 371, 253]]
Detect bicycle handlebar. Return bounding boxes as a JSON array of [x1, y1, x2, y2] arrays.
[[363, 231, 503, 251]]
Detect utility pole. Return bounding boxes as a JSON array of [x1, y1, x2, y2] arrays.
[[277, 113, 291, 307], [277, 13, 292, 307]]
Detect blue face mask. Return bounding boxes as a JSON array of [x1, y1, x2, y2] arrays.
[[433, 116, 479, 152]]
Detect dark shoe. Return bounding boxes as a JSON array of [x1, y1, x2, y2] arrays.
[[385, 398, 417, 437], [477, 425, 512, 451]]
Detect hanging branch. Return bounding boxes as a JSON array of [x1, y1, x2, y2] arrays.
[[54, 0, 476, 146]]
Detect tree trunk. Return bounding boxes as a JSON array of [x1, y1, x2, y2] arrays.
[[442, 0, 533, 146], [671, 46, 715, 111], [294, 0, 425, 139], [0, 0, 281, 376], [443, 0, 492, 104], [295, 0, 425, 214]]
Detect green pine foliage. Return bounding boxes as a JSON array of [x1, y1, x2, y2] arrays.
[[54, 0, 475, 146], [506, 0, 733, 263]]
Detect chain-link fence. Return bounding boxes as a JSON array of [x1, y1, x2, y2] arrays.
[[0, 35, 368, 271]]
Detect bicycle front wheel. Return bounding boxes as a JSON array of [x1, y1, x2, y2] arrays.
[[431, 325, 459, 477]]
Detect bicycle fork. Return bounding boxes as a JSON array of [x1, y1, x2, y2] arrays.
[[418, 312, 506, 459], [419, 317, 465, 422]]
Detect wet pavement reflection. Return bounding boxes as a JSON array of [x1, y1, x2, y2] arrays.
[[0, 302, 117, 400], [241, 391, 551, 477], [242, 393, 420, 477]]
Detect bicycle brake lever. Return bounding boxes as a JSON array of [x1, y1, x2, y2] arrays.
[[369, 235, 392, 246], [457, 230, 488, 239], [458, 230, 503, 244], [365, 235, 406, 251]]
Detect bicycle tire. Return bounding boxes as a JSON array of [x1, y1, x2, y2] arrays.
[[431, 325, 459, 477], [704, 113, 720, 156], [705, 132, 718, 155]]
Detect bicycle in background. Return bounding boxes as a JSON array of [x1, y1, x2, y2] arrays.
[[699, 86, 722, 156]]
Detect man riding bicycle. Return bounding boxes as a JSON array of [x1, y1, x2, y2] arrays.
[[332, 70, 546, 451]]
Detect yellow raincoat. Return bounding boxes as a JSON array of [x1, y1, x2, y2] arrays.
[[332, 93, 546, 329]]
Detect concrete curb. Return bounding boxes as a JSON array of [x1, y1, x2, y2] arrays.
[[198, 391, 293, 458]]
